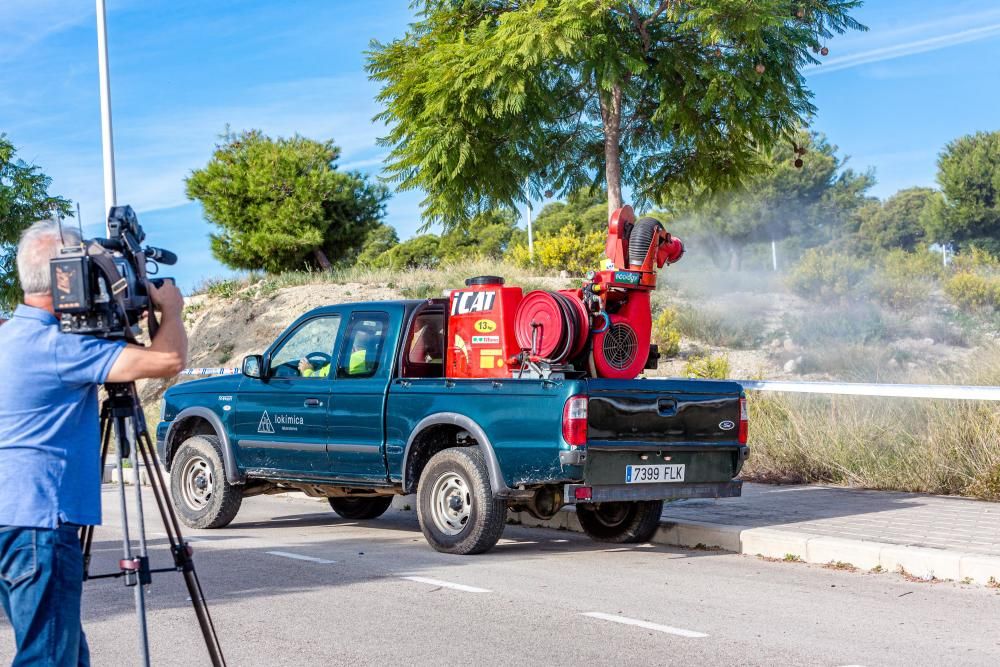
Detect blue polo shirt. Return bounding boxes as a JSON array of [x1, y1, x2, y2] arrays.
[[0, 305, 125, 528]]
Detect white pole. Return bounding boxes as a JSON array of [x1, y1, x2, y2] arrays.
[[96, 0, 117, 233], [771, 239, 778, 272], [526, 201, 534, 260]]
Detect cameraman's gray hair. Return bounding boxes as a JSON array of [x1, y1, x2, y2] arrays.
[[16, 219, 82, 296]]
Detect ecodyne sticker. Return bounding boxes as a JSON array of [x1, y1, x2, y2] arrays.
[[472, 335, 500, 345]]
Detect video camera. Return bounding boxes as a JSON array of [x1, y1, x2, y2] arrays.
[[50, 205, 176, 340]]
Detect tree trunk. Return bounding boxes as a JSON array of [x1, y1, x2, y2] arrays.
[[600, 84, 624, 217], [313, 247, 333, 271]]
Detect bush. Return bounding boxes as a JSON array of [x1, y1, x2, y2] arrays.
[[870, 248, 940, 309], [786, 248, 868, 301], [683, 354, 730, 379], [783, 303, 888, 347], [651, 307, 681, 358], [674, 305, 766, 349], [945, 272, 1000, 310], [509, 228, 605, 275]]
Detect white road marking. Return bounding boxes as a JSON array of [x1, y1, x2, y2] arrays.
[[581, 612, 708, 638], [400, 576, 491, 593], [266, 551, 337, 564]]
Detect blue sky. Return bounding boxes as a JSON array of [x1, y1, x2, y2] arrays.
[[2, 0, 999, 291]]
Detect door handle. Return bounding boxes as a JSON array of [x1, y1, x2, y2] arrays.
[[304, 398, 322, 407]]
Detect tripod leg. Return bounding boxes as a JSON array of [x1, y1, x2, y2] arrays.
[[81, 405, 115, 578], [136, 429, 227, 667], [123, 416, 152, 667]]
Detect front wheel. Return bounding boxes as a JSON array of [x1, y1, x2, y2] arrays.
[[576, 500, 663, 543], [328, 496, 393, 520], [170, 435, 243, 529], [417, 447, 506, 555]]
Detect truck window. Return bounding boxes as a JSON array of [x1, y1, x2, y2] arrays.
[[402, 310, 445, 378], [337, 313, 389, 379], [269, 315, 342, 378]]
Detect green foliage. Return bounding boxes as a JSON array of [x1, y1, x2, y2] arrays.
[[651, 307, 681, 358], [378, 234, 442, 269], [923, 130, 1000, 252], [368, 1, 865, 228], [356, 223, 399, 267], [438, 209, 523, 262], [857, 187, 935, 252], [683, 354, 730, 380], [674, 305, 766, 349], [509, 227, 605, 275], [532, 188, 609, 237], [869, 248, 941, 309], [945, 273, 1000, 310], [786, 247, 868, 300], [0, 135, 71, 310], [675, 131, 875, 269], [185, 129, 389, 272]]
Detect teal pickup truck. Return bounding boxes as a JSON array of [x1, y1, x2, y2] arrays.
[[157, 297, 748, 554]]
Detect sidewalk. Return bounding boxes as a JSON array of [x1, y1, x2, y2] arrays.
[[512, 483, 1000, 586]]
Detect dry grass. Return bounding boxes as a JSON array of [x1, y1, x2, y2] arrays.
[[745, 347, 1000, 500]]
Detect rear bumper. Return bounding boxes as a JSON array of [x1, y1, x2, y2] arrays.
[[563, 480, 742, 504]]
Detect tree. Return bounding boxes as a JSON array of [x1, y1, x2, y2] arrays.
[[186, 130, 390, 273], [532, 187, 609, 236], [356, 223, 400, 267], [368, 1, 865, 228], [857, 187, 935, 252], [673, 131, 874, 269], [923, 130, 1000, 253], [379, 234, 442, 269], [0, 135, 71, 310], [438, 208, 523, 262]]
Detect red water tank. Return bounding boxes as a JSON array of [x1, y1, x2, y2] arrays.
[[446, 276, 523, 378]]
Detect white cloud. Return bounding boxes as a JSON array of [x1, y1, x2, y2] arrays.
[[808, 8, 1000, 76]]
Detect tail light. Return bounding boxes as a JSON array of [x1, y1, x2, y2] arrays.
[[562, 395, 588, 447], [738, 396, 748, 444]]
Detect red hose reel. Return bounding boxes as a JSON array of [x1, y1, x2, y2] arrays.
[[447, 205, 683, 380]]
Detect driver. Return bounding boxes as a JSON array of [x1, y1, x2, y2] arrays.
[[298, 354, 330, 378]]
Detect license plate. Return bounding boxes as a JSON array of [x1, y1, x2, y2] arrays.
[[625, 464, 685, 484]]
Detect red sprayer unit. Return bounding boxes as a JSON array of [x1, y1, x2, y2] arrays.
[[445, 205, 683, 380]]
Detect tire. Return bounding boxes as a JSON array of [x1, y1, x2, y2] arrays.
[[170, 435, 243, 529], [416, 447, 506, 555], [576, 500, 664, 543], [328, 496, 393, 520]]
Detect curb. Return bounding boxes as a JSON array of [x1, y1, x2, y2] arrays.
[[510, 508, 1000, 587]]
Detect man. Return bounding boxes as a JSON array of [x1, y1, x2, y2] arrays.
[[0, 219, 188, 665]]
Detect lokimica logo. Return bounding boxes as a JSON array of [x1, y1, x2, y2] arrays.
[[451, 291, 496, 316]]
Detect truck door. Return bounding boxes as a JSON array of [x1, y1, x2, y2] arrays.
[[327, 310, 394, 482], [234, 314, 341, 476]]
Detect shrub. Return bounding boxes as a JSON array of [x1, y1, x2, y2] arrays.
[[509, 228, 605, 275], [674, 305, 766, 349], [945, 272, 1000, 310], [786, 248, 868, 301], [684, 354, 730, 379], [651, 307, 682, 357], [950, 246, 1000, 274], [783, 303, 887, 347], [870, 249, 940, 309]]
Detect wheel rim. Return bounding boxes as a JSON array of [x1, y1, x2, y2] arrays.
[[429, 472, 472, 536], [589, 503, 630, 528], [180, 455, 214, 511]]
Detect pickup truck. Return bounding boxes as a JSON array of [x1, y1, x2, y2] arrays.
[[157, 297, 748, 554]]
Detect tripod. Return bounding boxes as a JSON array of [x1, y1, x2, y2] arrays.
[[79, 382, 226, 667]]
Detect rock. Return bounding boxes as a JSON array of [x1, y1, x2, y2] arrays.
[[907, 362, 918, 370], [888, 358, 900, 368], [770, 339, 782, 350], [559, 270, 571, 279], [921, 338, 935, 346], [783, 338, 795, 351], [783, 358, 799, 373]]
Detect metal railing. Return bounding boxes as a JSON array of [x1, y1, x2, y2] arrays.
[[736, 379, 1000, 401]]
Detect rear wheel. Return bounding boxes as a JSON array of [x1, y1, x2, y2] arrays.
[[576, 500, 663, 543], [417, 447, 506, 555], [328, 496, 393, 520], [170, 435, 243, 529]]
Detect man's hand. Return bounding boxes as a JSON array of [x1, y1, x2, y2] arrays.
[[106, 282, 189, 383], [298, 358, 314, 373], [148, 281, 184, 316]]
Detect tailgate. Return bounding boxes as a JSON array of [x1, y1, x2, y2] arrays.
[[570, 378, 746, 503]]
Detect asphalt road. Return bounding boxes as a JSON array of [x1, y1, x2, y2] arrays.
[[2, 488, 999, 666]]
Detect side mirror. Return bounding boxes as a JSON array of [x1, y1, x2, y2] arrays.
[[242, 354, 264, 379]]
